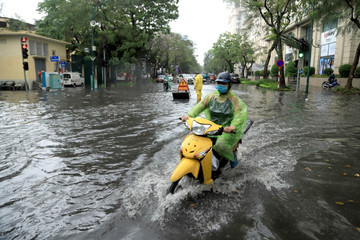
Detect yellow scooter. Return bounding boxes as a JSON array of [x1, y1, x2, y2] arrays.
[[167, 117, 253, 194]]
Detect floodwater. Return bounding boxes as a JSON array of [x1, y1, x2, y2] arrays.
[[1, 80, 359, 240]]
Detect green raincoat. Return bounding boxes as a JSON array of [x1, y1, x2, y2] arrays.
[[187, 90, 248, 162]]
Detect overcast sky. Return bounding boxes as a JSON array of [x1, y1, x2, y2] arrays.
[[1, 0, 230, 65]]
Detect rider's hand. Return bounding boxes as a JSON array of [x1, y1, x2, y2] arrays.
[[223, 125, 236, 133], [181, 115, 189, 122]]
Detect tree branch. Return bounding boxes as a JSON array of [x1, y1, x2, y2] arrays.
[[281, 0, 292, 16], [344, 0, 360, 29], [256, 0, 273, 27]]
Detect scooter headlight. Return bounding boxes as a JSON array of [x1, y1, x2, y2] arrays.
[[192, 120, 210, 135]]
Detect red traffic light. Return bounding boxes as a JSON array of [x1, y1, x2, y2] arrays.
[[21, 37, 27, 42], [22, 43, 28, 49]]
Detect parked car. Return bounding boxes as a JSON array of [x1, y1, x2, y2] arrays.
[[177, 74, 194, 85], [230, 73, 241, 83], [156, 75, 165, 83], [63, 72, 84, 87], [209, 73, 217, 81]]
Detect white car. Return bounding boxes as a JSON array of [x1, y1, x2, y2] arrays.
[[177, 74, 194, 85], [63, 72, 84, 87]]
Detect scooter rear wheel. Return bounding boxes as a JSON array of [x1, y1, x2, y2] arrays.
[[167, 179, 180, 194]]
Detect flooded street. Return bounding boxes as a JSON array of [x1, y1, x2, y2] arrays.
[[1, 80, 359, 240]]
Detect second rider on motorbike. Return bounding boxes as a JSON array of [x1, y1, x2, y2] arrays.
[[181, 72, 248, 168]]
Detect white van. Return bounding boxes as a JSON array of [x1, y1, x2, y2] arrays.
[[63, 72, 84, 87]]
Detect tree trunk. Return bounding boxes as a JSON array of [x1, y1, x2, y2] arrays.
[[226, 59, 234, 73], [263, 41, 277, 79], [345, 42, 360, 90], [276, 35, 286, 88], [241, 65, 245, 78]]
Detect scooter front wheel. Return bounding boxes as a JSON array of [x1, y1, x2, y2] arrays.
[[167, 179, 180, 194]]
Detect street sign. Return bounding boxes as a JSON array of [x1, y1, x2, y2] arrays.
[[50, 56, 59, 62], [60, 61, 66, 67], [276, 59, 284, 68]]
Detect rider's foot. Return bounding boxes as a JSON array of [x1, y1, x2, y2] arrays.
[[230, 153, 238, 169]]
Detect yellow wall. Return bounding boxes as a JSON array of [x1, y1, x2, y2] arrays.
[[0, 32, 69, 89]]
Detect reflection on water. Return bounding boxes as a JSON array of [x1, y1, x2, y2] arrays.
[[1, 81, 360, 240]]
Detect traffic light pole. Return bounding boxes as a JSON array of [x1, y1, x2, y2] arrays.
[[305, 21, 314, 95]]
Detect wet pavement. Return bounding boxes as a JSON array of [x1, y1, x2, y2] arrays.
[[1, 80, 359, 240]]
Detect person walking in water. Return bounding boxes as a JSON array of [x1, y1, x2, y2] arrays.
[[194, 72, 203, 103]]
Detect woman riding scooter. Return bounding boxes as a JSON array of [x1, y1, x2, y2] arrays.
[[181, 72, 248, 169]]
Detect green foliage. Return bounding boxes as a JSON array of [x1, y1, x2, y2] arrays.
[[36, 0, 180, 66], [339, 64, 352, 77], [303, 66, 315, 76], [285, 61, 297, 77], [209, 33, 256, 74], [255, 71, 261, 76], [147, 33, 199, 75], [355, 67, 360, 78], [323, 68, 334, 76], [204, 49, 226, 74], [270, 64, 278, 77], [8, 17, 27, 31], [333, 86, 360, 95]]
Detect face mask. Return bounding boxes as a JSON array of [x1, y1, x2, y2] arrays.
[[216, 85, 228, 94]]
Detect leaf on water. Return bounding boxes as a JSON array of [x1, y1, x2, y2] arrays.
[[354, 173, 360, 178], [336, 201, 345, 205], [328, 167, 332, 170], [189, 203, 196, 208], [317, 175, 322, 177], [343, 173, 348, 176], [344, 164, 351, 168], [356, 227, 360, 231], [293, 190, 298, 193], [348, 200, 355, 203], [304, 167, 311, 172]]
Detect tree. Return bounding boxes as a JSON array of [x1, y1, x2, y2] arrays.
[[300, 0, 360, 90], [245, 0, 298, 89], [147, 33, 200, 77], [238, 35, 257, 78], [36, 0, 180, 78], [204, 49, 227, 74], [212, 32, 243, 73], [222, 0, 275, 79]]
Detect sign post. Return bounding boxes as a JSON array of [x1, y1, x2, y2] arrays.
[[276, 59, 284, 91]]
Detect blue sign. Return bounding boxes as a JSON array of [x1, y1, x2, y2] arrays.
[[276, 59, 284, 68], [50, 56, 59, 62], [60, 61, 66, 67]]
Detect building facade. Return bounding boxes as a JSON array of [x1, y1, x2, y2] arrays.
[[0, 18, 69, 89], [227, 3, 360, 77], [280, 18, 360, 76]]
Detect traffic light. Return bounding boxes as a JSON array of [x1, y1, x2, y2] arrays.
[[23, 62, 29, 70], [299, 51, 304, 58], [21, 37, 29, 59]]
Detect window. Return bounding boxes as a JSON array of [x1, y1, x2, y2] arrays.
[[323, 18, 338, 32], [36, 41, 42, 56], [29, 39, 36, 55], [306, 26, 312, 41], [43, 43, 49, 57]]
